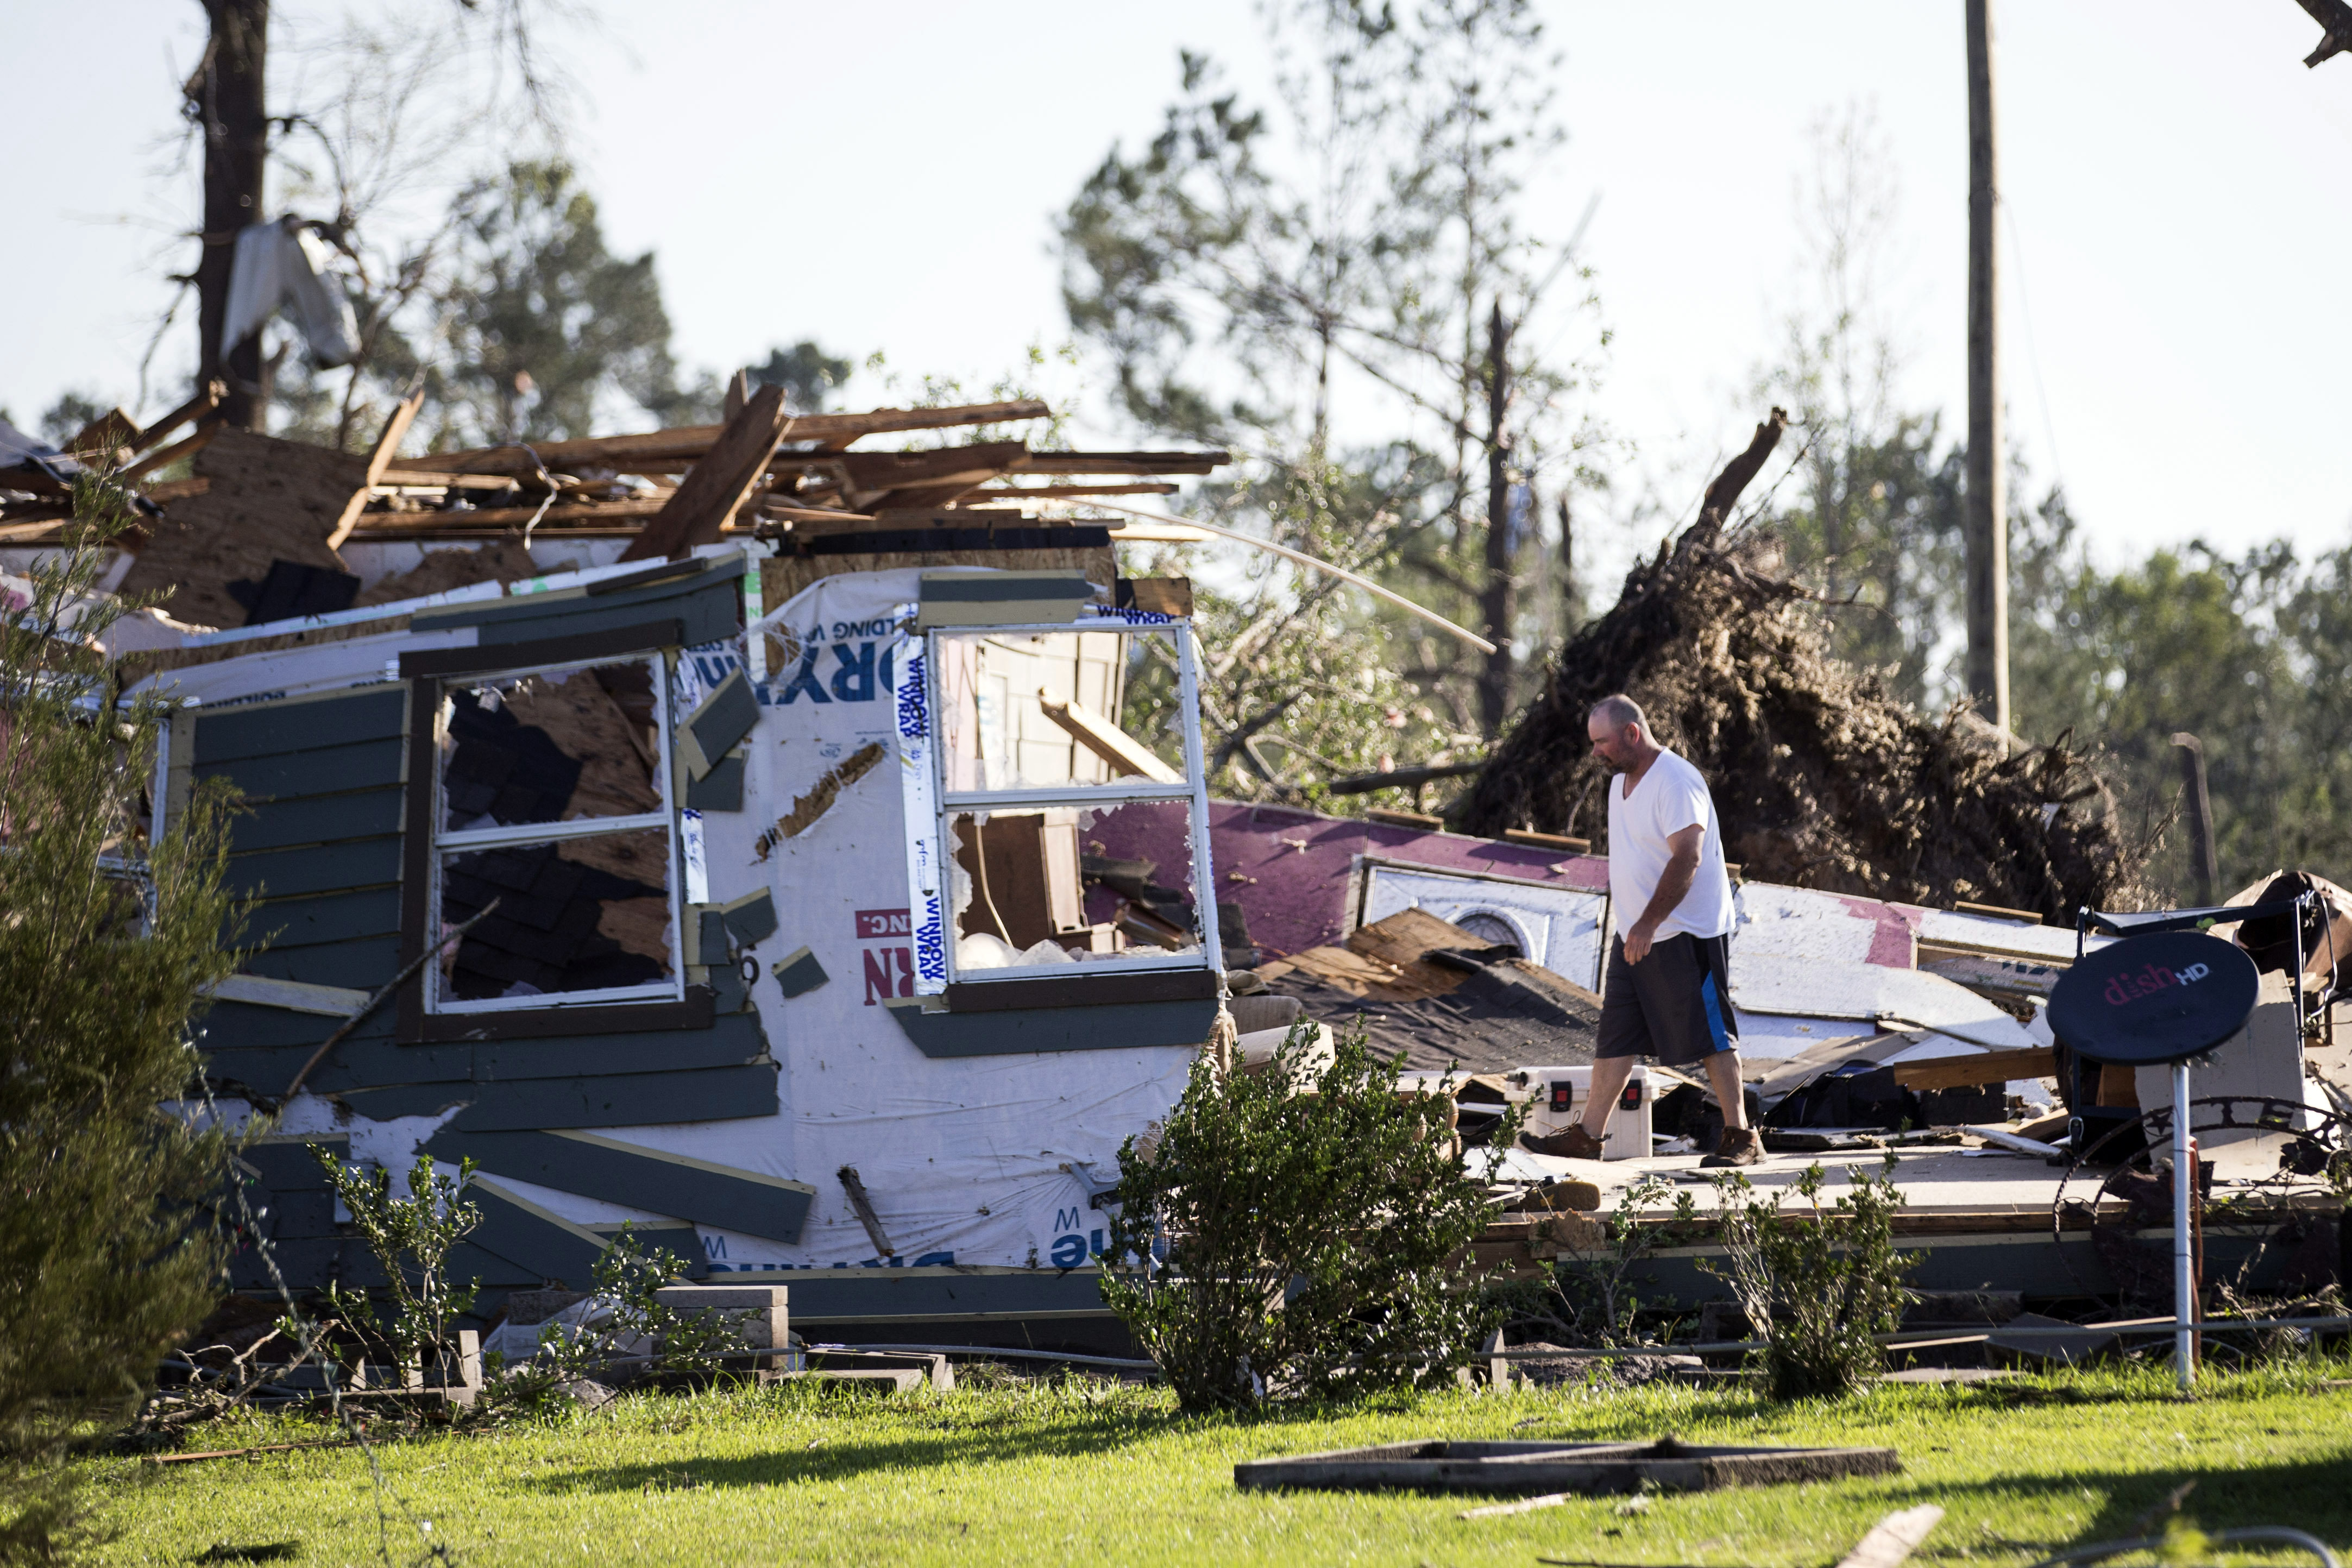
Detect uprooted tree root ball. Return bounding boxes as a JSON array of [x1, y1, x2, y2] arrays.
[[1455, 515, 2149, 917]]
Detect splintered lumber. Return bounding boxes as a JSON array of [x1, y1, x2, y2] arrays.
[[1889, 1047, 2055, 1092], [1021, 451, 1227, 476], [326, 389, 425, 549], [65, 407, 140, 464], [620, 383, 794, 561], [352, 498, 669, 533], [367, 471, 527, 491], [382, 399, 1052, 478], [957, 483, 1180, 503], [846, 443, 1033, 511], [1038, 692, 1184, 782], [131, 379, 226, 451], [122, 419, 223, 483]]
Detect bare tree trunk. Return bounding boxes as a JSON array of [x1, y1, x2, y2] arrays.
[[1478, 299, 1514, 736], [1557, 490, 1577, 633], [2171, 732, 2219, 906], [1964, 0, 2009, 731], [192, 0, 269, 430]]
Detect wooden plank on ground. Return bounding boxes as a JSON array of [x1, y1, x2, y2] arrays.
[[1890, 1047, 2055, 1091], [1834, 1505, 1945, 1568]]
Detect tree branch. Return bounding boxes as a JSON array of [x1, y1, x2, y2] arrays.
[[2293, 0, 2352, 65]]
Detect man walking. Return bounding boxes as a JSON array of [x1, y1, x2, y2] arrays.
[[1525, 694, 1758, 1167]]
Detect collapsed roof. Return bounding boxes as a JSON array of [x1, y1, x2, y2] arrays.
[[0, 382, 1224, 634]]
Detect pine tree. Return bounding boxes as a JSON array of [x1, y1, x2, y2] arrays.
[[0, 474, 242, 1561]]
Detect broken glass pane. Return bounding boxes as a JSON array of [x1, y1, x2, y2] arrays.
[[437, 828, 675, 1003], [439, 659, 663, 832], [934, 628, 1187, 795], [946, 803, 1203, 975]]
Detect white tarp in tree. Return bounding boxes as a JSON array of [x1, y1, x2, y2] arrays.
[[223, 218, 361, 368]]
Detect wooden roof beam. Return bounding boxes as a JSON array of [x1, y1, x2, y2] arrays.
[[381, 398, 1052, 479]]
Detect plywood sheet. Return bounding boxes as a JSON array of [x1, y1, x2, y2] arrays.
[[119, 428, 368, 630]]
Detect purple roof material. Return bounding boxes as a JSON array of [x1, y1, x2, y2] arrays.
[[1089, 799, 1609, 963]]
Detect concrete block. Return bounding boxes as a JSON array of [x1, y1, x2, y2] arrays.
[[652, 1283, 786, 1350]]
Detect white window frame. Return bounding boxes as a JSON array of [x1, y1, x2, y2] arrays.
[[424, 651, 686, 1016], [927, 618, 1223, 988]]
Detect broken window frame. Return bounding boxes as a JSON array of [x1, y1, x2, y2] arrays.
[[422, 650, 684, 1016], [923, 618, 1223, 990]]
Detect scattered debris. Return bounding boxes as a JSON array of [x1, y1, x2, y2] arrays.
[[1833, 1504, 1945, 1568]]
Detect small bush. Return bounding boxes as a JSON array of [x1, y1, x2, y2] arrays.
[[1099, 1019, 1519, 1411], [1506, 1174, 1699, 1349], [315, 1150, 481, 1389], [486, 1227, 754, 1415], [1701, 1158, 1917, 1400]]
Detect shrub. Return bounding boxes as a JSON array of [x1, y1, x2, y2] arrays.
[[1099, 1019, 1518, 1410], [1506, 1174, 1700, 1349], [489, 1226, 756, 1414], [315, 1149, 481, 1389], [0, 474, 243, 1560], [1702, 1157, 1917, 1400]]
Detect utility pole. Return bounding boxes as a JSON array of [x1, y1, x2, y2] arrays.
[[1479, 300, 1515, 736], [1964, 0, 2009, 732], [191, 0, 269, 430]]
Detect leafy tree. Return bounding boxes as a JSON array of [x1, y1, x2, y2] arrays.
[[34, 394, 113, 452], [748, 341, 855, 415], [1060, 1, 1603, 792], [408, 160, 717, 446], [0, 475, 242, 1561], [2008, 514, 2320, 903]]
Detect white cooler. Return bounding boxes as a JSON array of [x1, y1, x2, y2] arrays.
[[1519, 1064, 1653, 1161]]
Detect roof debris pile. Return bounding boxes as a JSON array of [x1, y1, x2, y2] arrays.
[[0, 385, 1225, 637], [1456, 510, 2146, 920], [1249, 907, 1601, 1075]]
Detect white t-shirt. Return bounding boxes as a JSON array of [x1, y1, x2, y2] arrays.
[[1605, 748, 1735, 941]]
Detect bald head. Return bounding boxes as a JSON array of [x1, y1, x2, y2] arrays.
[[1587, 694, 1656, 772], [1589, 695, 1645, 733]]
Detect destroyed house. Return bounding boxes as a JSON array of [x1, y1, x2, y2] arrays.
[[144, 541, 1234, 1332], [24, 387, 2345, 1342]]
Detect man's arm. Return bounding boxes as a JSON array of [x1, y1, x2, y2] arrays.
[[1622, 823, 1704, 964]]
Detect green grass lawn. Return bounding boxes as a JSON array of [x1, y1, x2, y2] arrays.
[[87, 1359, 2352, 1567]]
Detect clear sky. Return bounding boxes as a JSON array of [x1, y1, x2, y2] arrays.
[[8, 2, 2350, 582]]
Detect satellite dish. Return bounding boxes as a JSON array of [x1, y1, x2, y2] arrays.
[[2047, 931, 2259, 1066]]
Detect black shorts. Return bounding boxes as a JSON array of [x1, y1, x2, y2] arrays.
[[1596, 932, 1738, 1067]]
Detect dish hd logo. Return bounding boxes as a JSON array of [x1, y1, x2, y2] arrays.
[[2104, 959, 2214, 1006]]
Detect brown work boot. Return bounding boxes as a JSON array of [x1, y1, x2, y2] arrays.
[[1521, 1124, 1606, 1161], [1701, 1126, 1762, 1167]]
